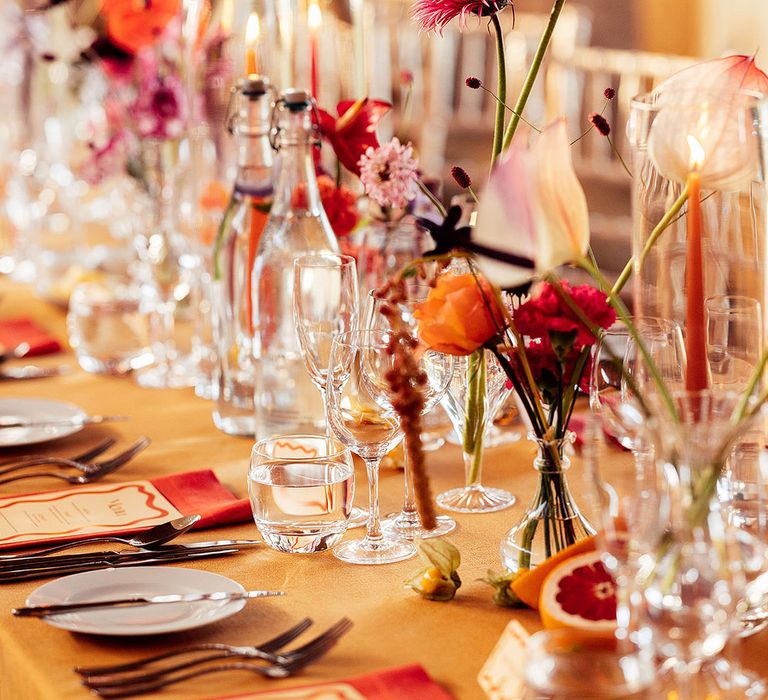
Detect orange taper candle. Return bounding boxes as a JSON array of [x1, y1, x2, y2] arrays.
[[245, 13, 259, 75], [684, 153, 709, 392]]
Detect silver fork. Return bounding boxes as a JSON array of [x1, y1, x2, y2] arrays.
[[82, 618, 353, 697], [76, 617, 314, 676], [0, 438, 151, 485], [0, 438, 117, 470]]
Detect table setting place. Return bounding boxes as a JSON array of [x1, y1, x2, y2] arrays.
[[4, 1, 768, 699]]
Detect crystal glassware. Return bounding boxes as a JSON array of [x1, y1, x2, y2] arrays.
[[293, 253, 367, 529], [248, 434, 354, 554], [436, 348, 515, 513], [251, 89, 340, 440], [66, 280, 152, 376], [364, 289, 457, 539], [326, 330, 415, 564]]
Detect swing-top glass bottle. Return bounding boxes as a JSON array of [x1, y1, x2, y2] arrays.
[[212, 75, 274, 436], [252, 89, 340, 440]]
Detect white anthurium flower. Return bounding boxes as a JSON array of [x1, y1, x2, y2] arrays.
[[647, 55, 768, 191], [471, 119, 590, 287]]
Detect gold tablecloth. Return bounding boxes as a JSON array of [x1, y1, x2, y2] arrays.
[[0, 278, 764, 700]]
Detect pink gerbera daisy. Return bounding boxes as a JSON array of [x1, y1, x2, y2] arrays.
[[411, 0, 509, 35], [359, 138, 420, 210]]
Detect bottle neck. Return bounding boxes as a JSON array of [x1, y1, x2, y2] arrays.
[[234, 97, 273, 197], [270, 108, 322, 216]]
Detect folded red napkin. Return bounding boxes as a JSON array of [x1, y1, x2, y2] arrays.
[[0, 469, 252, 550], [210, 665, 456, 700], [0, 318, 61, 356]]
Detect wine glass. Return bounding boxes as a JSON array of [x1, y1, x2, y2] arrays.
[[364, 289, 457, 539], [590, 318, 685, 456], [293, 253, 367, 529], [706, 295, 762, 392], [436, 348, 515, 513], [326, 329, 416, 564]]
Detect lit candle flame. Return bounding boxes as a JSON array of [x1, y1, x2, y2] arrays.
[[308, 0, 322, 32], [246, 13, 261, 46], [687, 134, 705, 172]]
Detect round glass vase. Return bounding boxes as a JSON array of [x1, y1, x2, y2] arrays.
[[500, 431, 594, 571]]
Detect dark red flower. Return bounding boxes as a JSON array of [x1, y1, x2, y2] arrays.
[[317, 98, 392, 175], [589, 112, 611, 136], [604, 87, 616, 100], [451, 165, 472, 189], [465, 76, 482, 89]]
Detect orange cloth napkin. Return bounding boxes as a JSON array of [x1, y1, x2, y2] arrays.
[[210, 664, 456, 699], [0, 318, 61, 356]]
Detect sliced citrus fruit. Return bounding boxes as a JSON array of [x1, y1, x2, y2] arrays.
[[509, 535, 596, 609], [539, 550, 617, 636]]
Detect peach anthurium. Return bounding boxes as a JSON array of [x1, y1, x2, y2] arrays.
[[471, 119, 590, 287], [647, 54, 768, 191]]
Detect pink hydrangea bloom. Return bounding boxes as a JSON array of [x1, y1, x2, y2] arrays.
[[358, 138, 419, 210], [411, 0, 507, 35]]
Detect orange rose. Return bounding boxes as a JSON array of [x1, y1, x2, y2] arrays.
[[101, 0, 181, 54], [414, 273, 504, 355]]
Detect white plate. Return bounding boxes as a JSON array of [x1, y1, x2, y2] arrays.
[[26, 567, 247, 636], [0, 398, 87, 448]]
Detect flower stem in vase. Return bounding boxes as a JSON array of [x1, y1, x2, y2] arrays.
[[463, 348, 486, 486]]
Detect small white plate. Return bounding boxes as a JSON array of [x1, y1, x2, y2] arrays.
[[0, 398, 87, 448], [26, 567, 247, 636]]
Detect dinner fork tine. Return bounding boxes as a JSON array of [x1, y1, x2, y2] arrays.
[[82, 617, 351, 688], [74, 617, 314, 676], [0, 438, 118, 474], [84, 619, 352, 697], [0, 438, 150, 486]]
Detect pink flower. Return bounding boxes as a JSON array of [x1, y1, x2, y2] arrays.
[[359, 137, 420, 209], [472, 119, 590, 287], [80, 132, 130, 185], [411, 0, 508, 35], [132, 74, 186, 139]]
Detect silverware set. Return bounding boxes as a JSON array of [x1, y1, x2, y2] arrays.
[[0, 437, 150, 486], [0, 342, 70, 380], [74, 617, 354, 697]]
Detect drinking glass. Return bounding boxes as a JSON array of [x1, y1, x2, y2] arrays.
[[706, 295, 762, 392], [66, 280, 153, 376], [523, 629, 657, 699], [326, 330, 415, 564], [293, 253, 367, 529], [364, 289, 457, 539], [248, 435, 354, 554]]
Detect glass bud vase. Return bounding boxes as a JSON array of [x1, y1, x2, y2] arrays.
[[500, 432, 594, 571]]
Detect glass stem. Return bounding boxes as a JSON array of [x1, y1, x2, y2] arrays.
[[319, 384, 331, 439], [399, 436, 419, 523], [364, 459, 383, 541], [158, 299, 176, 376]]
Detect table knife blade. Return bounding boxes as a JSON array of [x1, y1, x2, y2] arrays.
[[0, 548, 241, 583], [0, 541, 260, 571], [0, 415, 129, 429], [13, 590, 284, 617]]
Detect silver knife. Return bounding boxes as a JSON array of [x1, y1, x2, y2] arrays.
[[13, 590, 284, 617], [0, 541, 262, 571], [0, 365, 71, 381], [0, 415, 129, 429], [0, 548, 241, 583]]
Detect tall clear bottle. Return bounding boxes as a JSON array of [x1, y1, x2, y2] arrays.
[[212, 76, 274, 436], [252, 89, 340, 440]]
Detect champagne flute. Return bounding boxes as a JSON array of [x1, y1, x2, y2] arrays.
[[364, 289, 457, 539], [293, 253, 367, 528], [326, 329, 416, 564]]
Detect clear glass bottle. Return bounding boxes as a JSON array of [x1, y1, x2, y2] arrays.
[[212, 75, 275, 435], [252, 89, 340, 440]]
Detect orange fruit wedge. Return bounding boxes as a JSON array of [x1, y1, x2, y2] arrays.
[[509, 535, 596, 609], [538, 550, 617, 636]]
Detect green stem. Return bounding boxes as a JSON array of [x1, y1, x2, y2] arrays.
[[417, 178, 447, 218], [463, 349, 486, 485], [490, 13, 507, 169], [612, 185, 689, 297], [212, 197, 237, 280], [501, 0, 566, 151]]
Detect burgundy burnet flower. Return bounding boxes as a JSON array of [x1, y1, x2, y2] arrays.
[[465, 76, 482, 89], [412, 0, 510, 35], [451, 165, 472, 189], [604, 87, 616, 100], [589, 112, 611, 137]]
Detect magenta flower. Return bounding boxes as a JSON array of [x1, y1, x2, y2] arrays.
[[132, 74, 186, 140], [359, 137, 420, 210], [411, 0, 508, 35]]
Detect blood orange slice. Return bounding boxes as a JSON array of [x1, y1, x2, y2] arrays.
[[539, 550, 617, 636]]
